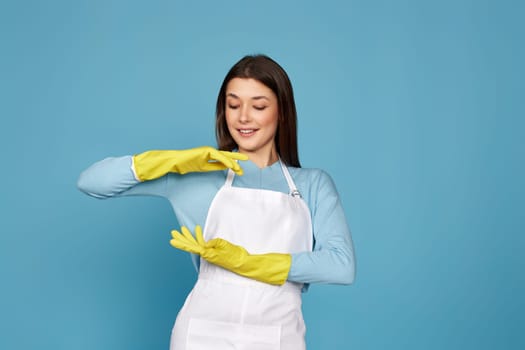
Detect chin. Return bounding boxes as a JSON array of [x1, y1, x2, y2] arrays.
[[236, 146, 256, 153], [234, 141, 257, 153]]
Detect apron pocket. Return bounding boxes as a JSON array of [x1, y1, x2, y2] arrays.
[[187, 318, 281, 350]]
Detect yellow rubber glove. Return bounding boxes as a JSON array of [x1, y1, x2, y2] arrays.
[[133, 146, 248, 181], [170, 226, 292, 286], [170, 225, 206, 255]]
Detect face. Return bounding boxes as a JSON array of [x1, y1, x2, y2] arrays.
[[225, 78, 279, 160]]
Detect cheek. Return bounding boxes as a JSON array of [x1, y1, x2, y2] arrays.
[[263, 110, 279, 129]]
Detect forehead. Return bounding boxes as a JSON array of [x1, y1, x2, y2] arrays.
[[226, 78, 276, 99]]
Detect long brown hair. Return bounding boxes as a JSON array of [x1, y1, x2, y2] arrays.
[[215, 54, 301, 167]]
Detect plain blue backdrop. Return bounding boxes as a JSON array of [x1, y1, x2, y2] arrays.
[[1, 0, 523, 349]]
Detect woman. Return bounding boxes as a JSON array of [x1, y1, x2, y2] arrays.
[[78, 54, 355, 350]]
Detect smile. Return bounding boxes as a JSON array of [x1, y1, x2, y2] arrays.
[[238, 129, 258, 136]]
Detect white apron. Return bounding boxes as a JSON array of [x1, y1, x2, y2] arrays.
[[170, 161, 313, 350]]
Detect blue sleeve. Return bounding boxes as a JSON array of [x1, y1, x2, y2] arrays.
[[287, 171, 356, 286], [77, 155, 168, 199]]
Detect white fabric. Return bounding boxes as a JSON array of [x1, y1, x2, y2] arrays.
[[170, 161, 313, 350]]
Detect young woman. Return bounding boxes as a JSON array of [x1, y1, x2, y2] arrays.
[[78, 55, 355, 350]]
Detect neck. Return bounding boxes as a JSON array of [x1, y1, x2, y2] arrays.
[[241, 147, 279, 168]]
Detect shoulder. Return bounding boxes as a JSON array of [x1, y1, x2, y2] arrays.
[[288, 166, 335, 189], [287, 166, 340, 206]]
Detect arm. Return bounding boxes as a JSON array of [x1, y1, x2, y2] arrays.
[[170, 226, 291, 285], [288, 171, 356, 285], [77, 155, 168, 199], [77, 147, 249, 199]]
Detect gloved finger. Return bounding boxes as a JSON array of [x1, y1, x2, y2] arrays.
[[204, 238, 220, 248], [205, 238, 232, 250], [210, 151, 247, 176], [170, 230, 203, 252], [170, 239, 203, 255], [220, 151, 249, 161], [201, 161, 229, 172], [210, 153, 236, 169], [220, 151, 249, 175], [232, 166, 245, 176], [170, 229, 190, 242], [209, 150, 243, 174], [180, 226, 198, 245], [195, 225, 206, 246], [170, 229, 196, 247], [200, 238, 223, 260]]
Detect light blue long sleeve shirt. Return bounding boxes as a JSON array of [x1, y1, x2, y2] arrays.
[[77, 156, 355, 288]]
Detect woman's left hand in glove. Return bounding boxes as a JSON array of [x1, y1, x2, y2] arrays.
[[170, 225, 292, 285]]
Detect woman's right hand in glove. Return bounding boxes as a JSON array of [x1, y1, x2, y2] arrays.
[[132, 146, 248, 181]]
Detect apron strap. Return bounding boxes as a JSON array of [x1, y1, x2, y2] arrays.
[[279, 160, 302, 198], [225, 168, 236, 187]]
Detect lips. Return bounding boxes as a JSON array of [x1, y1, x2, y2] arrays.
[[238, 128, 258, 136]]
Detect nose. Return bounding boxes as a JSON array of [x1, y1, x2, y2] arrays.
[[239, 105, 250, 123]]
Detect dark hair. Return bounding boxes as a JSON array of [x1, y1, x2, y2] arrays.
[[215, 54, 301, 167]]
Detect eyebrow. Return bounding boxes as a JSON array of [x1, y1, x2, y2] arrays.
[[226, 93, 270, 101]]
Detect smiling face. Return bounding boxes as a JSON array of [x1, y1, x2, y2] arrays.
[[225, 78, 279, 166]]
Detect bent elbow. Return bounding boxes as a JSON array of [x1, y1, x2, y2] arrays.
[[336, 253, 356, 285], [76, 172, 108, 199]]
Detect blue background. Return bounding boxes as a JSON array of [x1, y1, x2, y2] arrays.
[[1, 0, 523, 349]]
